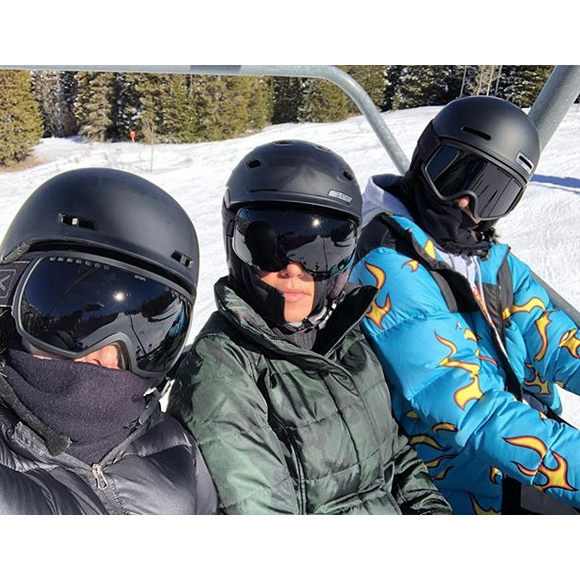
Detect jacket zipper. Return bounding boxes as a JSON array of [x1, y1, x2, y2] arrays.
[[91, 463, 108, 490]]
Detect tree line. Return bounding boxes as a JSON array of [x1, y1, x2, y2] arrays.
[[0, 65, 557, 167]]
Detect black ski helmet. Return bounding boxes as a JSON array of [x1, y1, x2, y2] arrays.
[[0, 168, 199, 294], [224, 140, 362, 224], [222, 140, 362, 327], [418, 96, 541, 185]]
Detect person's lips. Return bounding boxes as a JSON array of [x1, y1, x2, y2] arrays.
[[282, 289, 309, 303]]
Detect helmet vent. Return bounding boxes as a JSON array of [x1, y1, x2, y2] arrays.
[[172, 251, 192, 268], [516, 152, 534, 174], [461, 126, 491, 141], [247, 159, 261, 169], [343, 171, 353, 181], [274, 140, 292, 146], [59, 214, 96, 230]]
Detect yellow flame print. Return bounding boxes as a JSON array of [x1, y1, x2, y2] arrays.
[[409, 434, 448, 452], [524, 363, 550, 396], [559, 329, 580, 359], [505, 436, 577, 493], [424, 239, 437, 260], [470, 495, 501, 515], [433, 466, 453, 481], [534, 312, 552, 362], [425, 454, 457, 469], [463, 328, 478, 342], [432, 422, 458, 433], [511, 297, 546, 316], [436, 334, 483, 410], [363, 262, 391, 329]]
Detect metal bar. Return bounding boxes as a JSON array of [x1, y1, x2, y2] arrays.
[[459, 65, 468, 98], [3, 64, 579, 320], [533, 273, 580, 322], [529, 65, 580, 150], [0, 64, 411, 174], [527, 65, 580, 323]]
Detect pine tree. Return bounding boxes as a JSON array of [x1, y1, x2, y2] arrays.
[[59, 72, 79, 136], [300, 74, 350, 123], [500, 66, 554, 107], [75, 72, 115, 141], [272, 77, 305, 123], [32, 71, 59, 137], [383, 66, 405, 110], [32, 71, 78, 138], [464, 66, 502, 96], [131, 74, 168, 144], [161, 74, 196, 143], [247, 77, 274, 132], [391, 66, 463, 109], [0, 70, 43, 167], [345, 66, 387, 112], [111, 73, 141, 141], [215, 77, 254, 139]]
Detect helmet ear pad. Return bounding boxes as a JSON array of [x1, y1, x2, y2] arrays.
[[0, 309, 16, 356]]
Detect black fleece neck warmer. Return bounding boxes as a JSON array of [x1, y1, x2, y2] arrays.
[[394, 146, 493, 256], [3, 349, 151, 464]]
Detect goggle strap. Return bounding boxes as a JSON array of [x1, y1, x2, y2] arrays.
[[0, 261, 30, 308], [418, 122, 441, 162]]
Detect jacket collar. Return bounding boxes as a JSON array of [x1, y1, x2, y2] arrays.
[[213, 277, 377, 360], [0, 373, 155, 468]]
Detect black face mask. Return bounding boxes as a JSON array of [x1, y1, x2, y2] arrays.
[[395, 156, 493, 257], [2, 349, 151, 464]]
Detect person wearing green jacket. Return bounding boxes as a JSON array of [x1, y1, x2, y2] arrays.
[[168, 140, 451, 515]]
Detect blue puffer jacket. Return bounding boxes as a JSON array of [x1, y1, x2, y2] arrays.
[[351, 176, 580, 515]]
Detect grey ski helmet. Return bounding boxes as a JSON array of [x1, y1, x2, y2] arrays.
[[224, 140, 362, 224], [416, 96, 541, 220]]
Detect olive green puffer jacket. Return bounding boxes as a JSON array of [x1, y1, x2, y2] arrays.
[[168, 277, 451, 515]]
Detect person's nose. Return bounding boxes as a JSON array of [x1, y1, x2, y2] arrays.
[[453, 196, 471, 210], [78, 344, 121, 370], [279, 262, 307, 278]]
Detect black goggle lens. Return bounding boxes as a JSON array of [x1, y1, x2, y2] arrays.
[[232, 207, 357, 280], [16, 256, 192, 377]]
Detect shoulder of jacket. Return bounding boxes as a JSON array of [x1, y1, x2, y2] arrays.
[[120, 412, 198, 459]]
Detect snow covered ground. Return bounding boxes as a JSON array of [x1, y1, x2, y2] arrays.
[[1, 104, 579, 422]]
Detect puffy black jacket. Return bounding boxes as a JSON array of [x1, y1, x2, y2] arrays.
[[0, 394, 217, 515]]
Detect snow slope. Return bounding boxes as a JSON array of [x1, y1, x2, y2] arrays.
[[1, 105, 579, 421]]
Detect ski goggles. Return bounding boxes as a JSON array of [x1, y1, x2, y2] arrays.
[[232, 207, 358, 280], [0, 252, 193, 378], [422, 143, 527, 220]]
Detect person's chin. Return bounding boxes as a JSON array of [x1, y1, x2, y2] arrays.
[[284, 300, 312, 323]]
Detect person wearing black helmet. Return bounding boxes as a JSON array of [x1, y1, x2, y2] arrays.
[[0, 167, 217, 515], [167, 140, 452, 515], [352, 96, 580, 515]]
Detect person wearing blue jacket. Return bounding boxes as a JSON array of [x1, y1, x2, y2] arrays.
[[351, 96, 580, 515]]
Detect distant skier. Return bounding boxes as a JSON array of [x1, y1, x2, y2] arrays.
[[168, 140, 452, 515], [0, 168, 216, 515], [352, 96, 580, 514]]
